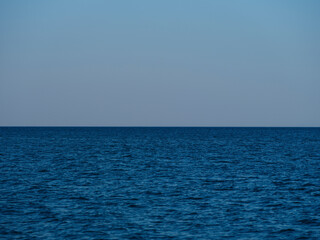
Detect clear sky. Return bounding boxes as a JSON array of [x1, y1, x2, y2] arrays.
[[0, 0, 319, 126]]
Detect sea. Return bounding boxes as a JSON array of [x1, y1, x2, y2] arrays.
[[0, 127, 319, 239]]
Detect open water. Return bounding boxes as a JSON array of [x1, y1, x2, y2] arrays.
[[0, 127, 320, 239]]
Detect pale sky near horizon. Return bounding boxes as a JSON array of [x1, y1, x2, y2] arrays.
[[0, 0, 319, 126]]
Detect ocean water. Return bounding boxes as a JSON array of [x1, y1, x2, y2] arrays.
[[0, 127, 320, 239]]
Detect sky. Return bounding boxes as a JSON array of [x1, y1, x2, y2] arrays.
[[0, 0, 319, 126]]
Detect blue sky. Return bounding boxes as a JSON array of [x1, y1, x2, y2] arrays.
[[0, 0, 319, 126]]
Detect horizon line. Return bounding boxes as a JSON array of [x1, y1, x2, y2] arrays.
[[0, 126, 319, 128]]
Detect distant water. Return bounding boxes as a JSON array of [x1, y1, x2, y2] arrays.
[[1, 127, 320, 239]]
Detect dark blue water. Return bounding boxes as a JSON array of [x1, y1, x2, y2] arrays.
[[1, 127, 320, 239]]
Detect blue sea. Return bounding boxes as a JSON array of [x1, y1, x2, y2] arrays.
[[1, 127, 320, 239]]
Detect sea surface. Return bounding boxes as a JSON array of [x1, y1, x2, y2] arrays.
[[0, 127, 320, 239]]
